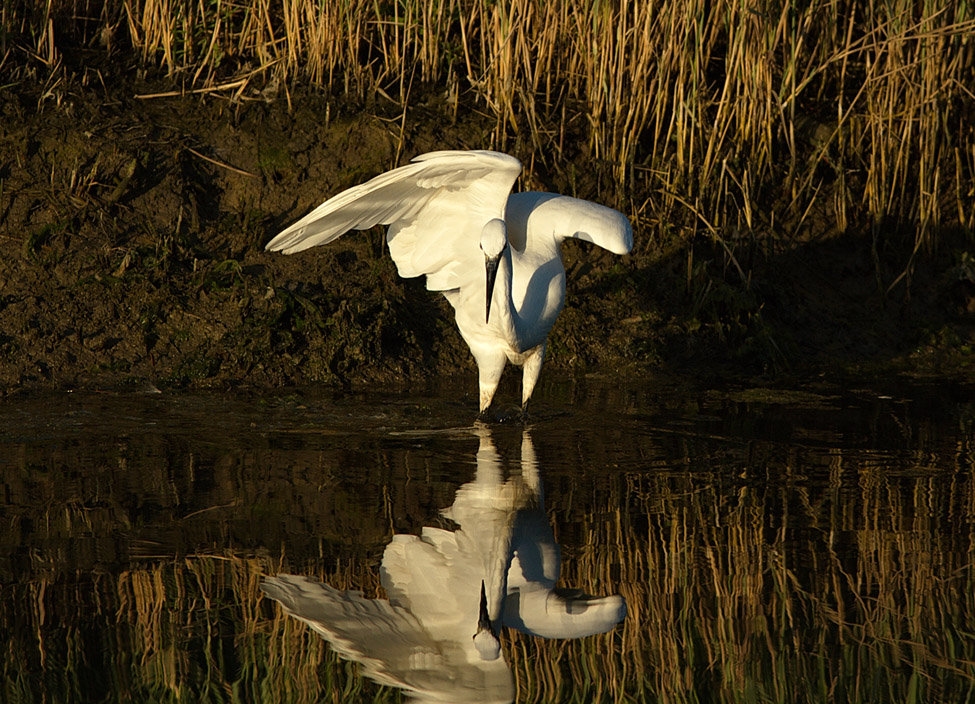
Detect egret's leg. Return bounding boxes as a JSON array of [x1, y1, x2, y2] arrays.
[[475, 350, 507, 414], [520, 430, 541, 490], [520, 342, 547, 410]]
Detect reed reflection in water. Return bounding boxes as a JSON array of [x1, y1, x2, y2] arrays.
[[261, 427, 626, 703], [1, 384, 974, 702]]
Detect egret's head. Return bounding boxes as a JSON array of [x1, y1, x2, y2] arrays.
[[480, 219, 508, 324], [480, 219, 508, 260], [473, 580, 501, 660]]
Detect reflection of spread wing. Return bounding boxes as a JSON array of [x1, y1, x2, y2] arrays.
[[265, 150, 522, 292], [381, 526, 511, 634], [262, 574, 513, 703], [382, 531, 481, 630], [261, 575, 435, 680]]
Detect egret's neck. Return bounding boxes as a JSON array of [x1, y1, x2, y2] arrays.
[[490, 245, 525, 349]]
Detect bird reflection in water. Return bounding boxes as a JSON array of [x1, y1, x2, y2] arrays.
[[261, 427, 626, 703]]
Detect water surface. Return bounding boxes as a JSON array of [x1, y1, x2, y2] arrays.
[[2, 378, 974, 702]]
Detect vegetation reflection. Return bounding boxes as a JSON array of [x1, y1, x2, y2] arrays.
[[2, 392, 975, 702]]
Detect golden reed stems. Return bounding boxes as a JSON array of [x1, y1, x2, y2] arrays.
[[8, 1, 972, 246]]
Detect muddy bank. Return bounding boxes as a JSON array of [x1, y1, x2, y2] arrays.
[[1, 73, 974, 396]]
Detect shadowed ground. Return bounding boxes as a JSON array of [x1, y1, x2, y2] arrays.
[[1, 70, 973, 394]]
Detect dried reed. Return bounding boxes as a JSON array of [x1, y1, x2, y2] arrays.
[[7, 1, 973, 258]]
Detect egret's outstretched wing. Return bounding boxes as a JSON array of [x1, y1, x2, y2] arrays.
[[261, 574, 513, 703], [506, 192, 633, 254], [266, 150, 522, 291]]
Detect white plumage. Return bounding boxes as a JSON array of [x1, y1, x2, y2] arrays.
[[266, 150, 633, 413]]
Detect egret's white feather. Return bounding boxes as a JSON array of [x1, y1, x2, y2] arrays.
[[266, 150, 632, 412]]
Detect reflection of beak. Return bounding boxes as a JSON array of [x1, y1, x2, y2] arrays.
[[478, 580, 492, 631], [473, 580, 501, 660], [484, 256, 499, 324]]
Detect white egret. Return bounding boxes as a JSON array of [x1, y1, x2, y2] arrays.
[[265, 150, 633, 414], [261, 427, 626, 702]]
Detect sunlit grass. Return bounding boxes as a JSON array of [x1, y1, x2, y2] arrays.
[[5, 0, 974, 257]]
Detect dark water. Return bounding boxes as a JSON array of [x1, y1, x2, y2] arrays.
[[2, 377, 974, 703]]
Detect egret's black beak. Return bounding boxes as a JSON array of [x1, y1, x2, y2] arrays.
[[484, 256, 500, 324], [478, 580, 493, 632]]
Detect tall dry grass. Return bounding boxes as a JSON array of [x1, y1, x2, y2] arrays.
[[6, 0, 974, 254]]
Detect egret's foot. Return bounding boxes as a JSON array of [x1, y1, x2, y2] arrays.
[[477, 403, 526, 424]]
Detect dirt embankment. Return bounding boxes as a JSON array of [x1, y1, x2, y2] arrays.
[[1, 72, 974, 395]]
